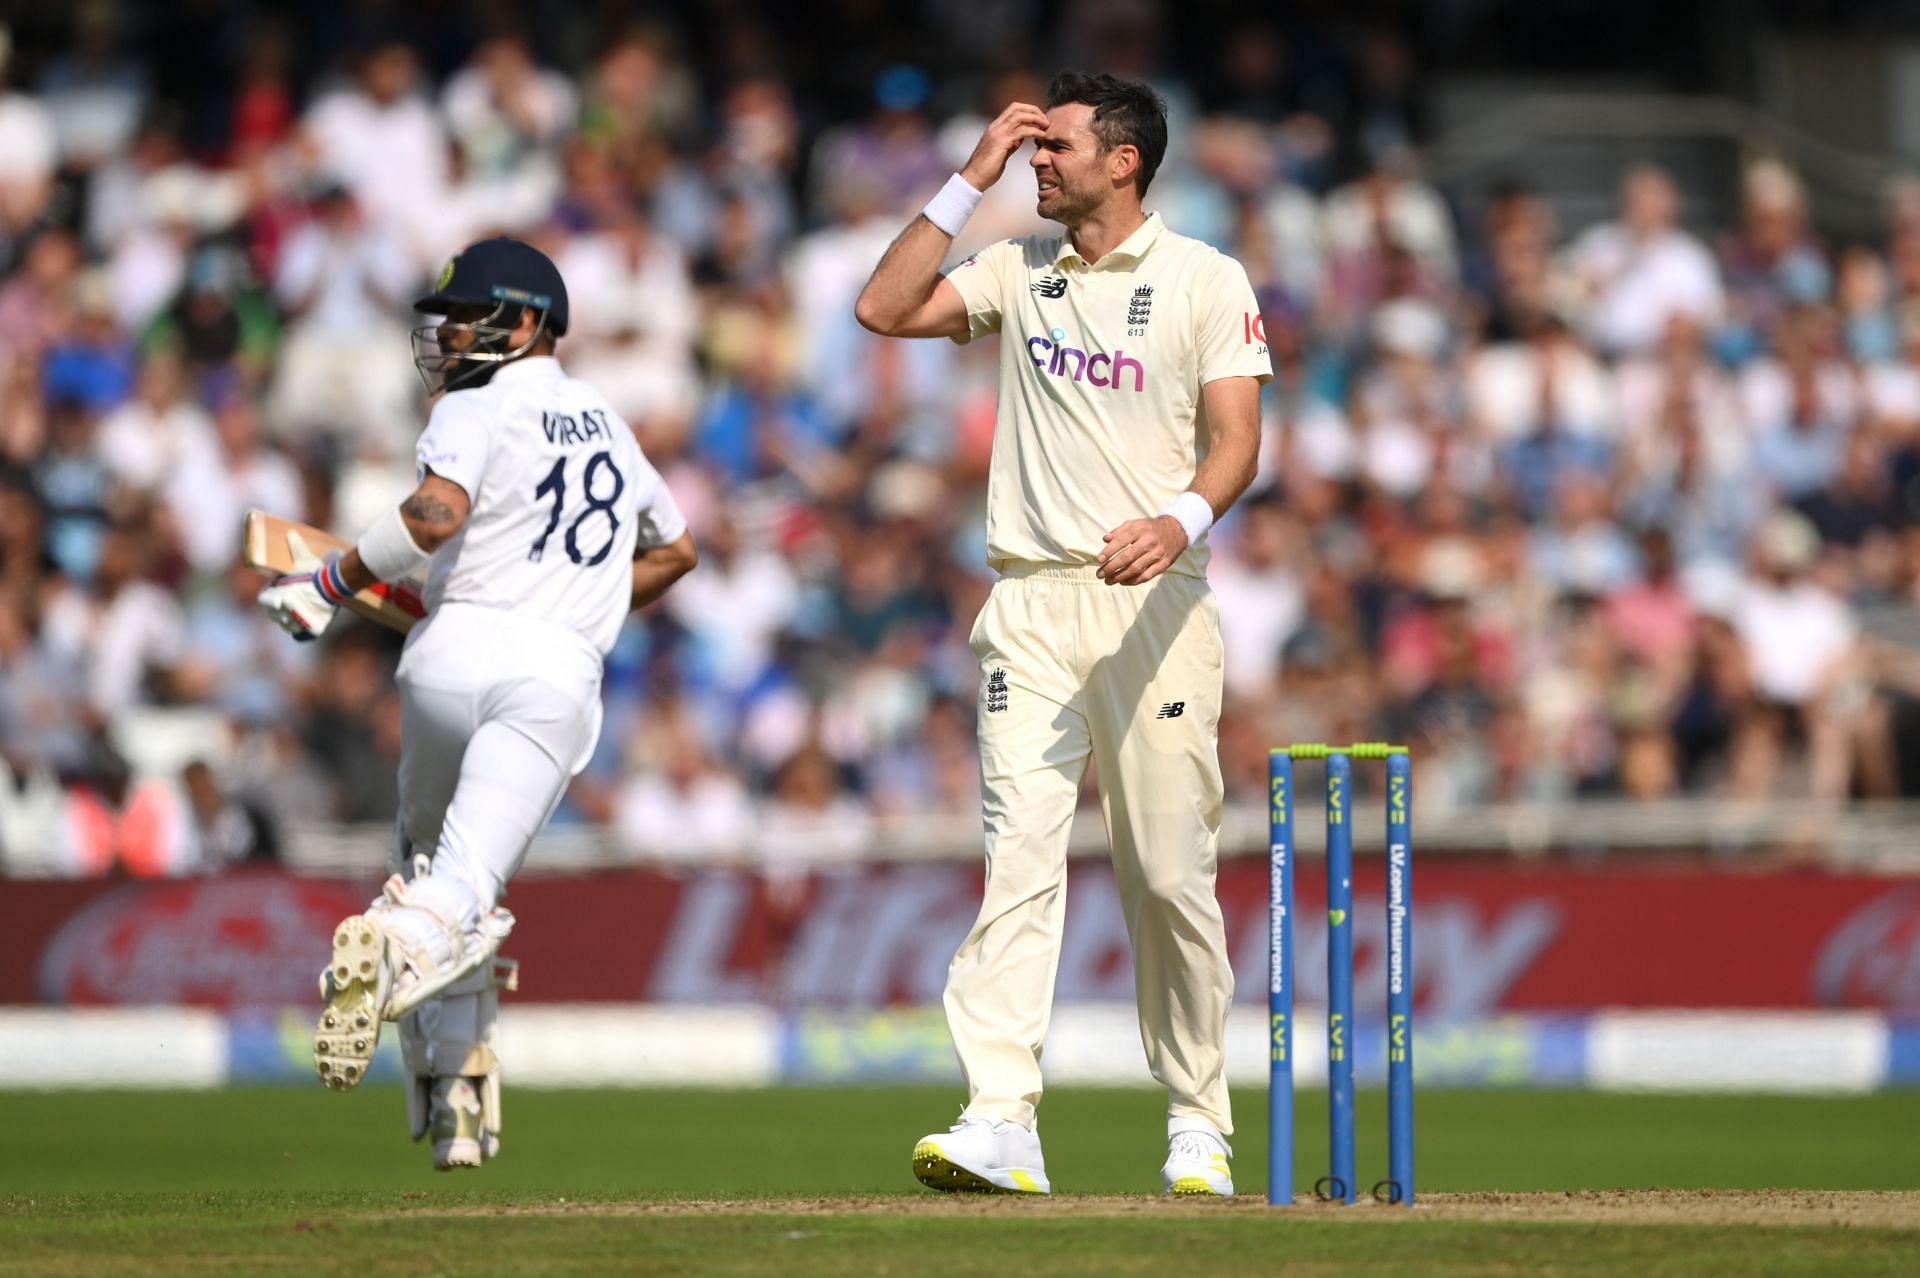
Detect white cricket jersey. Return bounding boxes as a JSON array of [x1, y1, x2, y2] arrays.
[[413, 356, 686, 657], [944, 212, 1273, 576]]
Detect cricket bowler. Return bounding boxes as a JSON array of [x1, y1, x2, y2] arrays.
[[256, 237, 698, 1169], [856, 72, 1271, 1194]]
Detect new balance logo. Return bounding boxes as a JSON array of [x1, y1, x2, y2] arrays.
[[1031, 275, 1068, 298], [1156, 702, 1186, 719]]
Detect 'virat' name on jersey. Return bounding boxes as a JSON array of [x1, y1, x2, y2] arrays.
[[540, 408, 615, 447]]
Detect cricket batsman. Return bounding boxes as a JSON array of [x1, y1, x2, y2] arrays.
[[856, 72, 1270, 1194], [256, 237, 698, 1169]]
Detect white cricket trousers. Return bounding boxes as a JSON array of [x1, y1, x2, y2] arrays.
[[947, 562, 1233, 1136], [395, 602, 604, 910]]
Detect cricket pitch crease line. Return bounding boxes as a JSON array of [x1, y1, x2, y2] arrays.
[[348, 1190, 1920, 1228]]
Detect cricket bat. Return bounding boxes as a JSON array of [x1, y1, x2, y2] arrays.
[[243, 509, 427, 635]]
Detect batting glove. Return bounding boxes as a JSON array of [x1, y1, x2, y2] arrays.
[[257, 531, 353, 642]]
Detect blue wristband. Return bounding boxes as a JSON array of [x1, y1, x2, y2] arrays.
[[314, 555, 354, 606]]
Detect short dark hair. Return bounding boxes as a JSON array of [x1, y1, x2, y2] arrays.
[[1045, 71, 1168, 196]]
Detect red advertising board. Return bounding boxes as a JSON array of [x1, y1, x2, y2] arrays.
[[2, 861, 1916, 1013]]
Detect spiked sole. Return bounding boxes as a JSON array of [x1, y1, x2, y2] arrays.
[[911, 1140, 1048, 1194], [433, 1139, 484, 1171], [1168, 1175, 1233, 1196], [314, 914, 385, 1091]]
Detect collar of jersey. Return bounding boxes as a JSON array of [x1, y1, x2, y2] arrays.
[[1054, 211, 1164, 270], [488, 355, 564, 385]]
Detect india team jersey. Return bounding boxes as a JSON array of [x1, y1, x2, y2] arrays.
[[945, 212, 1273, 576], [412, 357, 686, 657]]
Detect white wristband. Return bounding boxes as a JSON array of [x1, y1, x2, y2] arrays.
[[1157, 491, 1215, 545], [922, 173, 984, 237], [357, 505, 432, 583]]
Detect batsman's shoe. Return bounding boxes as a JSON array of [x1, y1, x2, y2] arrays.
[[429, 1077, 493, 1171], [314, 874, 508, 1092], [1162, 1127, 1234, 1196], [912, 1116, 1050, 1194], [313, 913, 391, 1092]]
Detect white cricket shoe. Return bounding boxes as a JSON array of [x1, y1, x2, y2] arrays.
[[429, 1077, 492, 1171], [314, 874, 507, 1092], [912, 1115, 1051, 1194], [313, 913, 390, 1092], [1162, 1127, 1233, 1196]]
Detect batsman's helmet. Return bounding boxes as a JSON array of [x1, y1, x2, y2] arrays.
[[411, 237, 570, 393]]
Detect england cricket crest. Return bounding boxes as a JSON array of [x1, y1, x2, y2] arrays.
[[984, 667, 1010, 713]]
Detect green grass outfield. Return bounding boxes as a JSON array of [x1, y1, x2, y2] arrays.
[[2, 1087, 1917, 1276]]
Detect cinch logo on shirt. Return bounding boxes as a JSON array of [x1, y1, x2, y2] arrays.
[[1025, 327, 1146, 392]]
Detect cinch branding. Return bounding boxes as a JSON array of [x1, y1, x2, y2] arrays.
[[1026, 326, 1146, 391]]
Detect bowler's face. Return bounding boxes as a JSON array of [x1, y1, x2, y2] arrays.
[[1031, 103, 1107, 222]]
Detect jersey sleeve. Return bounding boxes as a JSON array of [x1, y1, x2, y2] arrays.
[[414, 391, 495, 498], [633, 472, 689, 550], [943, 238, 1018, 346], [1195, 253, 1276, 386]]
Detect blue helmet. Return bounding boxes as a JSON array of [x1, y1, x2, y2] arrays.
[[411, 237, 570, 392]]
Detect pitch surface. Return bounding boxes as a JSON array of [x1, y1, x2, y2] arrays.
[[3, 1087, 1915, 1275]]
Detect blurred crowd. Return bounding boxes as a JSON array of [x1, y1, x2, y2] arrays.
[[5, 2, 1920, 878]]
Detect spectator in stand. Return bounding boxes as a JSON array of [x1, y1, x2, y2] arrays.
[[1321, 150, 1457, 335], [36, 1, 149, 174], [614, 735, 756, 860], [1350, 298, 1460, 501], [1730, 512, 1859, 800], [266, 183, 417, 453], [1719, 160, 1829, 360], [228, 22, 296, 164], [97, 349, 210, 495], [1740, 305, 1855, 445], [578, 26, 703, 164], [1605, 529, 1696, 691], [1563, 165, 1724, 358], [144, 242, 278, 381], [1212, 499, 1307, 700], [664, 512, 799, 697], [1529, 473, 1640, 599], [0, 577, 94, 783], [808, 67, 949, 225], [1860, 305, 1920, 436], [438, 35, 575, 241], [298, 42, 447, 266], [1798, 430, 1903, 554], [180, 758, 280, 868], [442, 35, 576, 183], [0, 229, 79, 365], [1615, 314, 1744, 505], [163, 381, 302, 576], [758, 736, 872, 875], [0, 27, 57, 247], [1836, 242, 1898, 367], [1463, 180, 1558, 342], [32, 396, 113, 585], [1467, 310, 1617, 454], [298, 626, 401, 824], [555, 199, 699, 428], [173, 559, 312, 727], [1747, 318, 1854, 503], [38, 516, 185, 722], [43, 267, 132, 413]]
